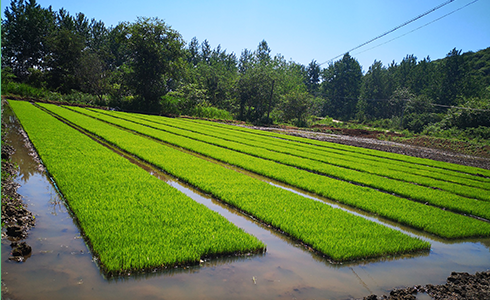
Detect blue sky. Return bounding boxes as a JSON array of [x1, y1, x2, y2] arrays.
[[2, 0, 489, 71]]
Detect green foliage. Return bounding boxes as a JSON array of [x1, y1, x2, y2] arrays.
[[1, 67, 17, 84], [9, 100, 264, 273], [321, 53, 362, 120], [43, 104, 431, 261], [161, 83, 208, 115], [1, 81, 105, 105], [304, 60, 321, 96], [124, 17, 185, 110], [184, 38, 239, 111], [402, 94, 438, 133], [45, 11, 86, 93], [237, 49, 277, 124], [188, 104, 233, 120], [442, 97, 490, 129], [358, 60, 390, 120], [2, 0, 490, 141], [1, 0, 55, 80], [279, 91, 314, 127]]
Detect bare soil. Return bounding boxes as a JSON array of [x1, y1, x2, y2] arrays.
[[363, 271, 490, 300]]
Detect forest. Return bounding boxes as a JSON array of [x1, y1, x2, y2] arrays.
[[2, 0, 490, 141]]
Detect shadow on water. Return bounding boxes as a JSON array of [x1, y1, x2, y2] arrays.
[[2, 101, 490, 300]]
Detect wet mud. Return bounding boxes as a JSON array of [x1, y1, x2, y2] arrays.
[[1, 114, 35, 257], [364, 270, 490, 300]]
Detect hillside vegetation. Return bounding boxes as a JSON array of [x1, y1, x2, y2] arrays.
[[2, 0, 489, 152]]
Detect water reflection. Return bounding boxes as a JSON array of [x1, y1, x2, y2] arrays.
[[106, 252, 267, 282], [49, 193, 67, 216]]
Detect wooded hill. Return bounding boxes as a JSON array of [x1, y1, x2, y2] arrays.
[[2, 0, 489, 139]]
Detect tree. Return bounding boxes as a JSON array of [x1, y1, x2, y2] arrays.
[[46, 9, 86, 93], [237, 64, 276, 123], [321, 53, 362, 120], [201, 39, 211, 64], [403, 94, 436, 132], [280, 91, 314, 127], [236, 41, 287, 124], [439, 48, 464, 106], [358, 60, 390, 120], [256, 40, 271, 65], [238, 48, 253, 74], [395, 54, 417, 90], [411, 56, 435, 96], [75, 51, 108, 102], [1, 0, 55, 81], [187, 37, 200, 66], [160, 83, 208, 115], [389, 87, 414, 128], [305, 60, 321, 96], [125, 17, 185, 111]]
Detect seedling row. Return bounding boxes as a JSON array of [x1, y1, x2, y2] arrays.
[[35, 102, 432, 261], [46, 105, 490, 239], [89, 109, 490, 220], [135, 114, 490, 195], [9, 100, 265, 274]]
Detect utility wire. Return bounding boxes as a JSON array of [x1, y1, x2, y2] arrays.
[[353, 0, 479, 57], [319, 0, 456, 66], [431, 103, 490, 112]]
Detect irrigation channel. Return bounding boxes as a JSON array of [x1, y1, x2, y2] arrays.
[[2, 103, 490, 299]]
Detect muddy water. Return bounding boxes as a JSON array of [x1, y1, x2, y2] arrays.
[[2, 108, 490, 300]]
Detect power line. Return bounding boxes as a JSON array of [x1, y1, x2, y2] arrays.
[[319, 0, 456, 66], [431, 103, 490, 112], [353, 0, 479, 57]]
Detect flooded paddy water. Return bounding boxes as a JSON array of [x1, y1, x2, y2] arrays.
[[2, 105, 490, 299]]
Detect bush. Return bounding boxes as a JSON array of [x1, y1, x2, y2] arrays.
[[442, 97, 490, 129], [189, 105, 233, 120], [1, 81, 105, 106]]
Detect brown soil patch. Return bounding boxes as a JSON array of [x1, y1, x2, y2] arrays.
[[364, 271, 490, 300], [311, 124, 404, 139]]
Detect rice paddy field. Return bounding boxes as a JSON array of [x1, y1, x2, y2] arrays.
[[3, 100, 490, 299]]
